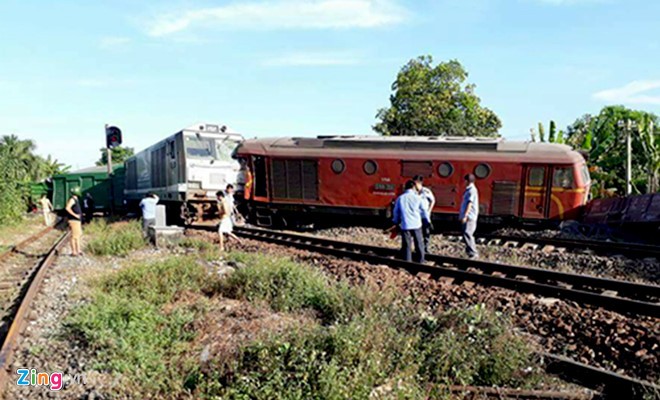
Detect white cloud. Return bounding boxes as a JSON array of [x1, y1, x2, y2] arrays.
[[263, 51, 360, 67], [99, 36, 131, 49], [593, 80, 660, 105], [145, 0, 408, 37]]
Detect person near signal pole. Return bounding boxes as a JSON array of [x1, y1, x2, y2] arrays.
[[413, 175, 435, 254], [392, 179, 430, 263], [65, 187, 83, 256], [39, 195, 54, 226], [459, 173, 479, 259]]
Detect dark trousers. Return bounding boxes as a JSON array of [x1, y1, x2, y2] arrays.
[[142, 218, 155, 238], [462, 219, 478, 258], [422, 224, 431, 254], [401, 228, 425, 263]]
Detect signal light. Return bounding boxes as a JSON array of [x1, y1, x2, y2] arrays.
[[105, 125, 122, 148]]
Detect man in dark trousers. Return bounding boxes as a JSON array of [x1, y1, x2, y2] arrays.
[[83, 192, 95, 223], [460, 174, 479, 259], [392, 180, 431, 263]]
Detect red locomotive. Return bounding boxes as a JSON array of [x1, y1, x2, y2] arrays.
[[233, 136, 591, 228]]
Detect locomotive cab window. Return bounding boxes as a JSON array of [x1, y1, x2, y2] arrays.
[[474, 163, 491, 179], [553, 167, 574, 188], [528, 167, 545, 186], [363, 160, 378, 175]]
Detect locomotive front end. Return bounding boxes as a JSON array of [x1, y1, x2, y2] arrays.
[[182, 127, 243, 225]]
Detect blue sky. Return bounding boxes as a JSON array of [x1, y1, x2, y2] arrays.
[[1, 0, 659, 169]]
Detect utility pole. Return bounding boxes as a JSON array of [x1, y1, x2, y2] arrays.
[[105, 124, 113, 175], [618, 119, 637, 196]]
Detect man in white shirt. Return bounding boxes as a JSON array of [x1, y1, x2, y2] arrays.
[[459, 174, 479, 259], [139, 193, 159, 238], [413, 175, 435, 254], [39, 195, 53, 226]]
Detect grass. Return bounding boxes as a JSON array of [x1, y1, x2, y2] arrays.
[[67, 250, 541, 399], [65, 256, 210, 397], [85, 219, 146, 256], [216, 252, 362, 324], [196, 253, 538, 399]]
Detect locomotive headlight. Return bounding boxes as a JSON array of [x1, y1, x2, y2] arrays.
[[188, 181, 202, 189]]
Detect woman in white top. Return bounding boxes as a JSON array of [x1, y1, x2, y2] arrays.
[[216, 191, 241, 251]]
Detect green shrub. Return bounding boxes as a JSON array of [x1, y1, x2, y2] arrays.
[[86, 220, 146, 256], [216, 252, 362, 324], [418, 304, 531, 387]]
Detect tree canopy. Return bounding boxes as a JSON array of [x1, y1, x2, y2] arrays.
[[564, 106, 660, 197], [96, 146, 135, 166], [0, 135, 69, 225], [374, 56, 501, 137]]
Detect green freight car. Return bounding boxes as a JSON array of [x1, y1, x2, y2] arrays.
[[52, 166, 125, 213]]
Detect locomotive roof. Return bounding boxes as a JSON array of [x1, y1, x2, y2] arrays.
[[236, 136, 585, 164]]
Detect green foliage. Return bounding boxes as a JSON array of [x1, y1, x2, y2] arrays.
[[538, 122, 546, 143], [0, 135, 69, 225], [85, 219, 146, 256], [549, 120, 557, 143], [65, 257, 210, 396], [565, 105, 660, 196], [96, 145, 134, 166], [217, 252, 361, 324], [374, 56, 501, 137]]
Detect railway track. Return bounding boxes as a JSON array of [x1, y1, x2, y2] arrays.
[[235, 226, 660, 318], [231, 225, 660, 399], [0, 225, 69, 394], [458, 232, 660, 260]]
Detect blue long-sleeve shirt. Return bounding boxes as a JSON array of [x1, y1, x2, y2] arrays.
[[392, 189, 430, 230]]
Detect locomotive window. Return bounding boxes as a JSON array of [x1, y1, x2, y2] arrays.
[[438, 162, 454, 178], [528, 167, 545, 186], [474, 163, 491, 179], [580, 164, 591, 185], [363, 160, 378, 175], [553, 168, 575, 188], [331, 159, 345, 174]]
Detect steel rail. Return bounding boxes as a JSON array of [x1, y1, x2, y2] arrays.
[[448, 232, 660, 260], [0, 225, 55, 263], [0, 231, 69, 394], [234, 226, 660, 318]]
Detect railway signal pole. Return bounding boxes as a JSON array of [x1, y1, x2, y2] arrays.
[[105, 124, 112, 175]]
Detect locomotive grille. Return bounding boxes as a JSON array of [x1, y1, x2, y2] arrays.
[[431, 185, 457, 207], [150, 146, 167, 188], [401, 161, 433, 177], [126, 159, 137, 190], [492, 181, 519, 215], [272, 159, 318, 200]]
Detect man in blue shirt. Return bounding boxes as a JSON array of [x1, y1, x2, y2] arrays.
[[139, 192, 159, 237], [459, 174, 479, 259], [392, 180, 431, 263]]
